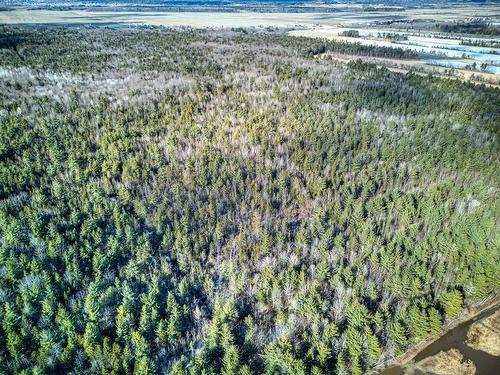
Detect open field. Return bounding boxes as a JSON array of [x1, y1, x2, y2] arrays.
[[321, 54, 500, 87], [1, 5, 499, 28], [294, 27, 500, 81], [1, 4, 499, 84]]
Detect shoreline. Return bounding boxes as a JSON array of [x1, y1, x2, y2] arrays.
[[368, 292, 500, 375]]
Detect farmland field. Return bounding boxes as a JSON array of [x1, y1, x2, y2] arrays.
[[2, 3, 499, 83]]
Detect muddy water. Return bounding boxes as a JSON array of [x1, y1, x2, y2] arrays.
[[379, 306, 500, 375]]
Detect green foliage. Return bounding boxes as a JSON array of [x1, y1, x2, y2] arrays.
[[263, 337, 306, 375], [365, 325, 382, 366], [389, 321, 408, 355], [439, 290, 464, 320]]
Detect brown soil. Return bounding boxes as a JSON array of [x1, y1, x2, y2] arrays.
[[412, 348, 476, 375], [466, 308, 500, 356]]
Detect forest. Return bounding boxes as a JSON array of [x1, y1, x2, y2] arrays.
[[437, 21, 500, 36], [0, 26, 499, 374]]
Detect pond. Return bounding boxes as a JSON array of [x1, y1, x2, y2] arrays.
[[378, 305, 500, 375]]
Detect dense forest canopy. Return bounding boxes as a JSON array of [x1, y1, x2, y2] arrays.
[[0, 26, 499, 374]]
